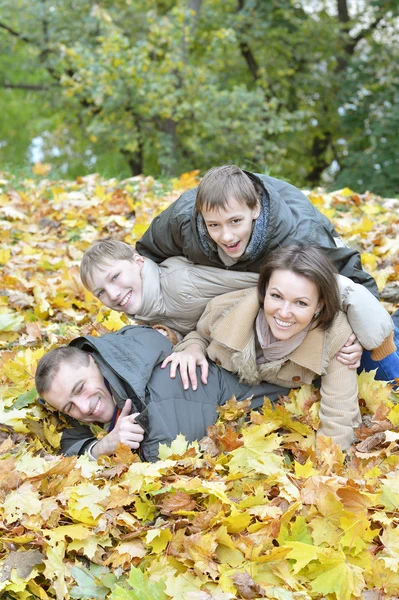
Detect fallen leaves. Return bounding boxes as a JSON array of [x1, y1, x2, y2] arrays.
[[0, 172, 399, 599]]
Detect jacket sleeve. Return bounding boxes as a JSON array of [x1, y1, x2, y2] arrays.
[[60, 423, 97, 456], [318, 355, 361, 451], [173, 301, 214, 354], [322, 237, 379, 298], [136, 200, 185, 262], [337, 274, 394, 353]]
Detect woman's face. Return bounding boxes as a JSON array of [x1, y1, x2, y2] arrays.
[[263, 269, 323, 340]]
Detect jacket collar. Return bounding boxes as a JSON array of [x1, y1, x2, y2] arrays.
[[211, 288, 326, 374], [135, 258, 166, 320]]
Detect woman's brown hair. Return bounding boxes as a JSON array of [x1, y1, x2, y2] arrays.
[[257, 243, 341, 330]]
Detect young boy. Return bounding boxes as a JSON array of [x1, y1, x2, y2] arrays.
[[80, 239, 394, 375], [80, 239, 258, 336]]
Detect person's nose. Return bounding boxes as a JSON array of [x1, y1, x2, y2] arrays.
[[220, 226, 234, 243], [77, 395, 92, 415], [107, 284, 121, 302], [279, 302, 292, 319]]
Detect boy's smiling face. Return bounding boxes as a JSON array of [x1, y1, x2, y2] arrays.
[[88, 256, 144, 314], [201, 197, 260, 259]]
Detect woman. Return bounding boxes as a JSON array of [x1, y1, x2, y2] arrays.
[[163, 244, 395, 450]]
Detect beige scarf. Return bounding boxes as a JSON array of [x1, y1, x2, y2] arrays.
[[255, 309, 311, 364]]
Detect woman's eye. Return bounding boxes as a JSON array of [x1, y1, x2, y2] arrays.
[[297, 301, 308, 307], [97, 290, 104, 298], [271, 293, 281, 299], [112, 273, 119, 281], [207, 223, 219, 228], [76, 384, 84, 395]]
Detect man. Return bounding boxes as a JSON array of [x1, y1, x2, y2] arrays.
[[35, 326, 290, 462]]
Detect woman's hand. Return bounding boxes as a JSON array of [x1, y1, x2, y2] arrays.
[[336, 333, 363, 369], [91, 399, 145, 458], [161, 344, 209, 391]]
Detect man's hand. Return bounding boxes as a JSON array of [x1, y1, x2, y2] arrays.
[[91, 399, 145, 458], [336, 333, 363, 369], [161, 344, 209, 391]]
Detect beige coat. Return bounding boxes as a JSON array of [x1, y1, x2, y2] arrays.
[[175, 288, 363, 450], [135, 257, 258, 334]]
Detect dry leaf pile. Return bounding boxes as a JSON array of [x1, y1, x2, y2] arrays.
[[0, 171, 399, 600]]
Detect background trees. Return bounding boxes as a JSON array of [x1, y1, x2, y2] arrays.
[[0, 0, 398, 194]]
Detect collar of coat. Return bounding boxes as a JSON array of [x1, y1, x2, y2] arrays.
[[211, 288, 326, 376], [135, 258, 166, 320]]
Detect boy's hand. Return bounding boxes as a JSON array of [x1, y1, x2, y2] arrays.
[[161, 344, 208, 391], [91, 399, 145, 458], [336, 334, 363, 369]]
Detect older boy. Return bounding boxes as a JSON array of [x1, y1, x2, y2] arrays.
[[136, 165, 378, 296]]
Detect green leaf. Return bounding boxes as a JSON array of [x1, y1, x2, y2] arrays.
[[0, 313, 24, 332], [13, 388, 38, 409], [111, 566, 167, 600], [70, 564, 116, 599]]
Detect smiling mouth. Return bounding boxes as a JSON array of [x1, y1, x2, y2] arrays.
[[91, 397, 102, 416], [223, 241, 241, 253], [275, 318, 294, 328], [119, 291, 132, 307]]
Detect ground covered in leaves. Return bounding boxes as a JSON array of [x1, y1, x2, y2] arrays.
[[1, 169, 399, 600]]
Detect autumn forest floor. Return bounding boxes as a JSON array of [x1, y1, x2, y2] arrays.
[[1, 170, 399, 600]]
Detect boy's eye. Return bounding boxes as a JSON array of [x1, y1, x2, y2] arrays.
[[97, 290, 104, 298], [232, 218, 242, 224], [64, 403, 72, 414], [207, 223, 219, 228]]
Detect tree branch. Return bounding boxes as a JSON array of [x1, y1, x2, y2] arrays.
[[1, 82, 52, 91], [0, 21, 31, 43]]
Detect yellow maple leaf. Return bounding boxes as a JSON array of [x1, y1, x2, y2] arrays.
[[145, 528, 172, 553], [3, 482, 42, 523], [357, 369, 392, 412]]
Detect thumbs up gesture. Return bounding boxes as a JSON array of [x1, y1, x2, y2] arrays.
[[90, 399, 145, 458]]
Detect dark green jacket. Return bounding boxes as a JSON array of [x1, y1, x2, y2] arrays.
[[136, 172, 378, 297], [62, 326, 289, 462]]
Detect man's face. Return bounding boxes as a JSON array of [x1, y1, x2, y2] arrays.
[[43, 355, 116, 423], [88, 256, 144, 315], [201, 197, 260, 259]]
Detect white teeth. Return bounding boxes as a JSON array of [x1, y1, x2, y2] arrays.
[[120, 291, 132, 307], [275, 318, 293, 328], [92, 398, 101, 415]]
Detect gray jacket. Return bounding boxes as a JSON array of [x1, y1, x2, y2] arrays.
[[62, 326, 289, 462], [136, 171, 378, 297]]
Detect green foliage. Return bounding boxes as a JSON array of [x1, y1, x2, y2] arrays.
[[0, 0, 398, 192]]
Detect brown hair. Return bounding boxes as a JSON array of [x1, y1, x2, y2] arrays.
[[35, 346, 90, 398], [80, 239, 138, 289], [257, 243, 340, 330], [195, 165, 259, 213]]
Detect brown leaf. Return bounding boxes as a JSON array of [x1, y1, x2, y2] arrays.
[[159, 491, 196, 516], [233, 571, 266, 598], [355, 432, 387, 453]]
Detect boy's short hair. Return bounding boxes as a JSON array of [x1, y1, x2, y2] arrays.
[[35, 346, 90, 398], [195, 165, 260, 213], [80, 239, 138, 289]]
